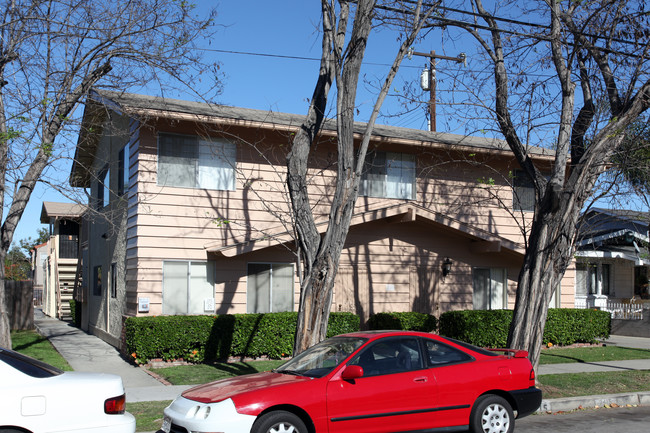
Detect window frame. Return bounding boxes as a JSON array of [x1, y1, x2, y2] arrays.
[[360, 151, 416, 200], [110, 262, 117, 299], [246, 263, 294, 313], [93, 265, 102, 297], [161, 260, 216, 315], [157, 132, 236, 191], [512, 169, 535, 212], [96, 165, 110, 209], [472, 267, 507, 310]]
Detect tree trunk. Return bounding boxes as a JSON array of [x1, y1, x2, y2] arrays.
[[0, 250, 11, 349]]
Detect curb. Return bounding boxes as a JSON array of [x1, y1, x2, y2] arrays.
[[539, 391, 650, 413]]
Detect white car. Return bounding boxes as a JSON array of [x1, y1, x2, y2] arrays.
[[0, 346, 135, 433]]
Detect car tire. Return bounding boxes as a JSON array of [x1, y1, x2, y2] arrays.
[[252, 410, 308, 433], [469, 394, 515, 433], [0, 429, 24, 433]]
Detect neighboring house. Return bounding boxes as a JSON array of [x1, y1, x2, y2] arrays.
[[575, 208, 650, 310], [69, 89, 575, 348], [39, 202, 85, 320]]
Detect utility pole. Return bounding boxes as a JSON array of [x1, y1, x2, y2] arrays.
[[409, 50, 466, 132]]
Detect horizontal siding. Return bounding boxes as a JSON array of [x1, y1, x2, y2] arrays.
[[120, 119, 539, 317]]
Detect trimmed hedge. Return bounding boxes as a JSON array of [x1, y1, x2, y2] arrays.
[[124, 312, 359, 364], [69, 300, 81, 328], [439, 308, 611, 347], [368, 312, 437, 332]]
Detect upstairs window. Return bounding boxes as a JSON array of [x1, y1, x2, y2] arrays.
[[118, 142, 129, 196], [513, 169, 535, 212], [158, 133, 236, 191], [361, 152, 415, 200], [96, 165, 110, 208]]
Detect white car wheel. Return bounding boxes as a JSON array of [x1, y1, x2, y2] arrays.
[[252, 410, 308, 433], [470, 394, 515, 433]]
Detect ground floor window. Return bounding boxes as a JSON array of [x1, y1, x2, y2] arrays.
[[247, 263, 294, 313], [576, 263, 610, 296], [162, 261, 216, 315], [93, 265, 102, 296], [473, 268, 506, 310]]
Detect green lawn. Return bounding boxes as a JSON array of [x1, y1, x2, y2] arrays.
[[539, 346, 650, 364], [538, 370, 650, 399], [127, 400, 172, 433], [10, 330, 72, 371], [150, 359, 285, 385]]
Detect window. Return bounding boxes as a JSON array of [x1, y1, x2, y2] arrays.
[[118, 142, 129, 196], [361, 151, 415, 200], [110, 262, 117, 298], [350, 337, 421, 376], [97, 166, 110, 208], [162, 261, 216, 315], [93, 265, 102, 296], [473, 268, 507, 310], [513, 169, 535, 211], [576, 263, 610, 296], [158, 133, 236, 190], [425, 340, 472, 366], [247, 263, 294, 313]]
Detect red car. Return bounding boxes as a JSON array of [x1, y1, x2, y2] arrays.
[[162, 331, 541, 433]]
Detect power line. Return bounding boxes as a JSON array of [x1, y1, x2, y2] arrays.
[[198, 47, 557, 79]]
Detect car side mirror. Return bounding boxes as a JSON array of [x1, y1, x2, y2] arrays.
[[341, 365, 364, 381]]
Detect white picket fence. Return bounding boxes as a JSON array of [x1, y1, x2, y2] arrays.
[[574, 297, 645, 320], [606, 300, 644, 320]]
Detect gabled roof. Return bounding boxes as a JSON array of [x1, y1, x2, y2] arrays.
[[88, 89, 556, 154], [205, 203, 525, 258], [577, 208, 649, 246], [71, 89, 555, 187], [40, 201, 86, 223]]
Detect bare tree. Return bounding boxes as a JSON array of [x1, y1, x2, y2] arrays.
[[288, 0, 439, 353], [0, 0, 219, 348], [427, 0, 650, 369]]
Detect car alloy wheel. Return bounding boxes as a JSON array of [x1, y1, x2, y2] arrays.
[[252, 410, 308, 433], [470, 394, 514, 433]]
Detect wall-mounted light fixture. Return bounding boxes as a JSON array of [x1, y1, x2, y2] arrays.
[[442, 257, 453, 277]]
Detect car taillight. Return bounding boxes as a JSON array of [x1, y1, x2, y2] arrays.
[[105, 394, 126, 414], [529, 368, 536, 387]]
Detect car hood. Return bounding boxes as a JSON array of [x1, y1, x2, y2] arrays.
[[181, 371, 311, 403]]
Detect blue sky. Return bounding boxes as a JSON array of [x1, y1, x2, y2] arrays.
[[14, 1, 647, 248], [16, 1, 457, 246]]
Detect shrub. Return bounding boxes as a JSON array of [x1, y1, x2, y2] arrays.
[[439, 310, 512, 348], [438, 308, 611, 348], [69, 299, 81, 327], [124, 312, 360, 364], [368, 312, 437, 332]]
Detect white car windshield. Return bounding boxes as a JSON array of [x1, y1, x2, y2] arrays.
[[275, 336, 366, 378]]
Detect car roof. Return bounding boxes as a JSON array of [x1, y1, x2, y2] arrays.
[[336, 330, 437, 340]]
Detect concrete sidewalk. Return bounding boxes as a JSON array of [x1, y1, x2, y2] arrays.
[[33, 310, 650, 421], [34, 310, 191, 403]]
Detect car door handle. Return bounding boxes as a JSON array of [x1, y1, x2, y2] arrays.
[[414, 376, 428, 383]]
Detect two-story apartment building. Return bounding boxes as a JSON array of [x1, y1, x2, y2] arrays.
[[70, 89, 574, 348]]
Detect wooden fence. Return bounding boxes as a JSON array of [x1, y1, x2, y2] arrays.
[[5, 280, 34, 330]]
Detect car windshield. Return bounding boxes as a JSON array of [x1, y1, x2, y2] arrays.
[[275, 336, 366, 378]]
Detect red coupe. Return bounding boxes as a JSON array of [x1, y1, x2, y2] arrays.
[[162, 331, 541, 433]]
